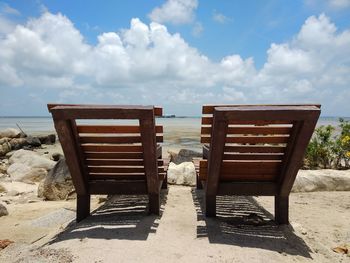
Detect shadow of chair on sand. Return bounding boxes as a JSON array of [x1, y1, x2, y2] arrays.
[[48, 190, 168, 244], [192, 189, 312, 258]]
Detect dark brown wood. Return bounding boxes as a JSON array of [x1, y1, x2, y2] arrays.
[[85, 159, 164, 166], [139, 111, 160, 215], [275, 195, 289, 224], [224, 145, 286, 153], [201, 126, 292, 135], [222, 153, 284, 160], [77, 194, 90, 222], [79, 135, 163, 144], [89, 172, 166, 181], [204, 111, 227, 217], [84, 152, 144, 159], [278, 118, 319, 196], [52, 119, 87, 195], [49, 104, 166, 221], [89, 180, 148, 194], [202, 104, 321, 114], [202, 117, 292, 125], [81, 145, 143, 152], [198, 104, 320, 224], [77, 125, 163, 134], [87, 166, 164, 174], [48, 104, 163, 116], [201, 135, 289, 144]]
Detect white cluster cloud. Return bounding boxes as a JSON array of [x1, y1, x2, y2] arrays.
[[148, 0, 198, 25], [0, 12, 350, 115]]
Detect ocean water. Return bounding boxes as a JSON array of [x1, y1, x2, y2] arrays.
[[0, 116, 346, 134], [0, 116, 348, 151]]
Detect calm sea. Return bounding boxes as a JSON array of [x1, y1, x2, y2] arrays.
[[0, 116, 348, 151], [0, 116, 346, 134]]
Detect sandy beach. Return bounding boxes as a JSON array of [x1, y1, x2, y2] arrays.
[[0, 184, 349, 262], [0, 121, 349, 262]]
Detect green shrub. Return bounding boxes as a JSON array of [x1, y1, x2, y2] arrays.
[[303, 118, 350, 169]]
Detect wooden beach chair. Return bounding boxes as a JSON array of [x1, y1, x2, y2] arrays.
[[197, 104, 320, 224], [48, 104, 166, 222]]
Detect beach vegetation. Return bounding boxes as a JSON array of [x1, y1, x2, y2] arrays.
[[304, 118, 350, 169]]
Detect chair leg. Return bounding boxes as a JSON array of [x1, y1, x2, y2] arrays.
[[161, 174, 168, 189], [205, 195, 216, 217], [77, 194, 90, 222], [275, 195, 289, 224], [149, 193, 160, 215], [196, 173, 203, 189]]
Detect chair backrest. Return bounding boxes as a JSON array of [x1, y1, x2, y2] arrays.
[[200, 104, 320, 196], [48, 104, 164, 195]]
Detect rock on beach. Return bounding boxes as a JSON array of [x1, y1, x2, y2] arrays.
[[167, 162, 196, 186], [0, 203, 8, 217], [168, 149, 202, 164], [0, 128, 21, 139], [38, 158, 74, 200], [7, 150, 55, 183]]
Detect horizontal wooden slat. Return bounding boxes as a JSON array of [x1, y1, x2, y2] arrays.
[[200, 160, 281, 169], [85, 159, 164, 166], [199, 160, 280, 181], [48, 104, 162, 117], [201, 126, 292, 135], [84, 152, 144, 159], [88, 166, 164, 174], [202, 104, 321, 114], [82, 145, 143, 152], [223, 153, 284, 160], [88, 180, 148, 194], [201, 117, 292, 125], [77, 125, 163, 134], [201, 135, 289, 144], [79, 135, 163, 144], [88, 166, 145, 173], [224, 145, 286, 153], [89, 173, 166, 181]]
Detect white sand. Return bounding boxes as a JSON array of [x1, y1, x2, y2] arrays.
[[1, 186, 349, 262]]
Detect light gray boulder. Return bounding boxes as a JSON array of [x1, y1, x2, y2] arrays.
[[0, 128, 21, 138], [167, 162, 196, 186], [7, 150, 55, 183], [292, 169, 350, 192], [38, 158, 74, 200], [9, 149, 55, 170], [7, 163, 47, 183]]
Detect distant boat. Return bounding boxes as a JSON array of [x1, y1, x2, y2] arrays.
[[159, 114, 176, 118]]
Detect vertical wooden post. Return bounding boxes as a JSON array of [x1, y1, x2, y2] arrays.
[[52, 118, 89, 221], [160, 153, 167, 189], [77, 194, 91, 222], [196, 171, 203, 189], [140, 109, 160, 215], [275, 195, 289, 224], [205, 110, 227, 217]]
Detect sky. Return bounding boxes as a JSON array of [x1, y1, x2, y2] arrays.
[[0, 0, 350, 116]]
